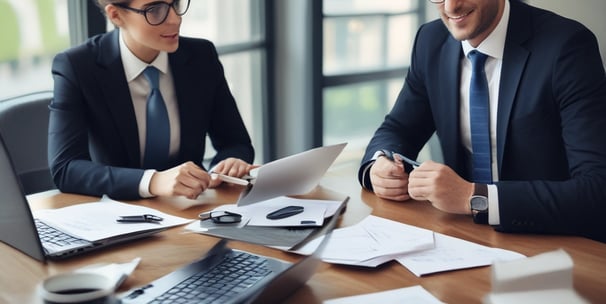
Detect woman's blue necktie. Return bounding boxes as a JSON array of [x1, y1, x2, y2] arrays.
[[142, 66, 170, 169]]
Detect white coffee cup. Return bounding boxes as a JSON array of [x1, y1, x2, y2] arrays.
[[38, 272, 116, 304]]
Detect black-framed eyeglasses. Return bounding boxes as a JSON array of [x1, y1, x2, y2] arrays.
[[114, 0, 191, 26], [428, 0, 445, 3], [199, 211, 242, 224]]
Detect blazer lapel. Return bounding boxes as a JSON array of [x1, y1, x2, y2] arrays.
[[96, 30, 142, 166], [497, 2, 531, 174], [168, 41, 199, 161], [439, 36, 466, 173]]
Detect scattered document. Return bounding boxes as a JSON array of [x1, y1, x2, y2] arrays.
[[291, 215, 435, 267], [396, 232, 525, 277], [323, 285, 444, 304], [75, 257, 141, 289], [212, 196, 342, 227], [184, 197, 345, 248], [34, 199, 193, 241], [483, 249, 588, 304], [290, 215, 524, 273]]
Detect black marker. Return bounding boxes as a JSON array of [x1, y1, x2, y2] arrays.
[[266, 206, 304, 220]]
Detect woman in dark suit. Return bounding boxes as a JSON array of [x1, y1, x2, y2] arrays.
[[49, 0, 255, 200]]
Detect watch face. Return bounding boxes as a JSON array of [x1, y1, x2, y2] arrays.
[[470, 196, 488, 211]]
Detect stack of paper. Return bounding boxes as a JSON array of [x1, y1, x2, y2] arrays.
[[483, 249, 589, 304], [34, 198, 192, 241], [396, 232, 525, 276], [185, 196, 345, 249], [293, 215, 525, 276], [291, 215, 435, 267]]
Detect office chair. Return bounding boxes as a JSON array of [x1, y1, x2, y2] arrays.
[[0, 91, 56, 195]]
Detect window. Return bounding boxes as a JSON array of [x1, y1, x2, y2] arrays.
[[321, 0, 424, 160], [1, 0, 267, 164], [0, 0, 70, 100], [180, 0, 267, 164]]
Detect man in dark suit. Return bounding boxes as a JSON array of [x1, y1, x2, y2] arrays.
[[359, 0, 606, 242], [49, 0, 254, 200]]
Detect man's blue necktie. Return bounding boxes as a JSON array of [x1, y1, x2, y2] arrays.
[[468, 50, 493, 184], [142, 66, 170, 169]]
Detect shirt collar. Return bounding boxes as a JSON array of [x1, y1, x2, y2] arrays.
[[462, 0, 510, 59], [119, 30, 169, 82]]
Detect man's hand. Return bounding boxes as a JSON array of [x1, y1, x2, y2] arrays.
[[209, 158, 258, 188], [407, 160, 474, 214], [149, 161, 211, 199], [369, 156, 410, 201]]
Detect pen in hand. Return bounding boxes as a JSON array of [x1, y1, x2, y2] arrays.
[[381, 149, 421, 168], [391, 152, 421, 168], [117, 214, 164, 223]]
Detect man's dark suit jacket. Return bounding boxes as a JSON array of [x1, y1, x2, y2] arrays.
[[359, 0, 606, 242], [49, 30, 254, 200]]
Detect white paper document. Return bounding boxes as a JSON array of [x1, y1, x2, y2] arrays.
[[185, 197, 345, 249], [292, 215, 435, 267], [75, 257, 141, 289], [236, 143, 346, 206], [323, 286, 444, 304], [291, 215, 524, 273], [396, 232, 525, 277], [34, 199, 193, 241], [213, 196, 341, 227]]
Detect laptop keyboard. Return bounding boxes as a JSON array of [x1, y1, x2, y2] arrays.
[[149, 251, 272, 304], [35, 219, 90, 248]]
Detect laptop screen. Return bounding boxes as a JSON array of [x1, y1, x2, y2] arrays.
[[237, 143, 347, 206], [0, 134, 46, 261]]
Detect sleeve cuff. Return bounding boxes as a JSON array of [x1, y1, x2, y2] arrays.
[[359, 150, 388, 190], [138, 169, 157, 198], [488, 184, 500, 226], [360, 160, 375, 190]]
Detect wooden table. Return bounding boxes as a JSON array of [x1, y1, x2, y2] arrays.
[[2, 160, 605, 303]]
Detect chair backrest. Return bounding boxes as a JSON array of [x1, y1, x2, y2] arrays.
[[0, 91, 55, 194]]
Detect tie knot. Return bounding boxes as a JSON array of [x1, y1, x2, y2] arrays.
[[468, 50, 488, 69], [143, 66, 160, 89]]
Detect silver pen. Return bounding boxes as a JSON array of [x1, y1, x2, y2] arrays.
[[391, 151, 421, 168], [117, 214, 164, 223]]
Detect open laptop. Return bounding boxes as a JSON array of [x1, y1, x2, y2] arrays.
[[0, 134, 165, 262], [120, 199, 347, 304], [236, 142, 347, 206]]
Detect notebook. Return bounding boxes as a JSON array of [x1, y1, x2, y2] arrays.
[[0, 134, 165, 262], [119, 200, 347, 304]]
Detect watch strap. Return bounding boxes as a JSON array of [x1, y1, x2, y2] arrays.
[[471, 183, 489, 224], [473, 183, 488, 197], [472, 208, 489, 224]]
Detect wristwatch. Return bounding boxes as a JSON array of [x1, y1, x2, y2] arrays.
[[470, 183, 488, 224]]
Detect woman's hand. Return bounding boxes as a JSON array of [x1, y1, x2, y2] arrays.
[[149, 161, 211, 199], [209, 158, 258, 188]]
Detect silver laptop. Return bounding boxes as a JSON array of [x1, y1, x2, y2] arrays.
[[0, 134, 165, 262], [120, 200, 347, 304], [237, 142, 347, 206]]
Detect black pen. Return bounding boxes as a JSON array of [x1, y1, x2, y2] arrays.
[[117, 214, 164, 223]]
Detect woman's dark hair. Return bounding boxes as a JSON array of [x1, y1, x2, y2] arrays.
[[95, 0, 131, 16]]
